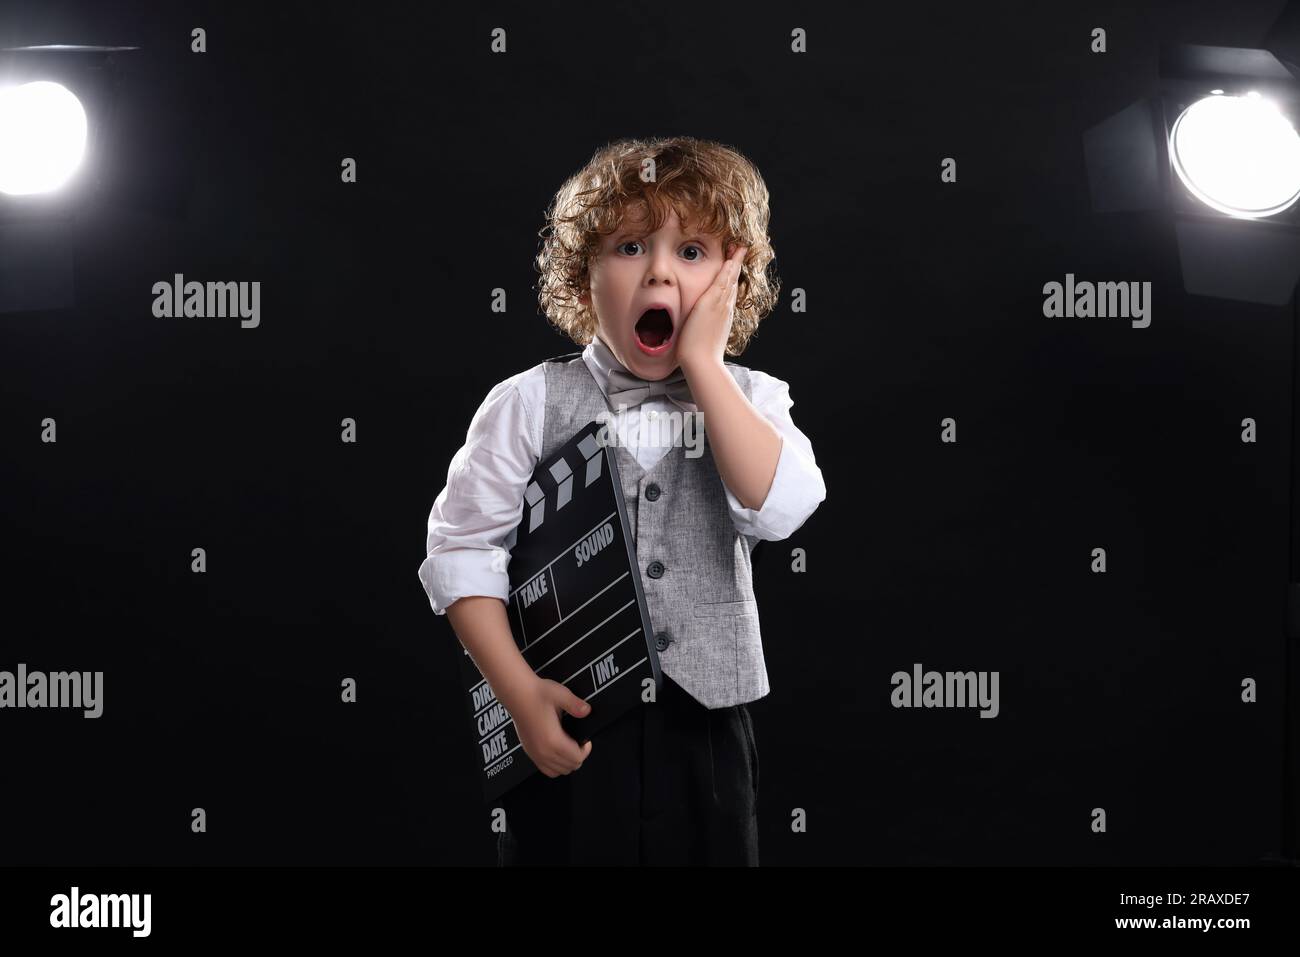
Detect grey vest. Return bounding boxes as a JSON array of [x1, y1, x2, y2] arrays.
[[540, 352, 770, 710]]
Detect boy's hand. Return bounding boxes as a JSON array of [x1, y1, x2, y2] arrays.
[[508, 676, 594, 777], [676, 243, 748, 372]]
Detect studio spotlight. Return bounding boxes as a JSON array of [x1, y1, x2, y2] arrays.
[[1083, 43, 1300, 305], [1082, 2, 1300, 866], [0, 44, 136, 313], [0, 80, 89, 196], [1168, 91, 1300, 220]]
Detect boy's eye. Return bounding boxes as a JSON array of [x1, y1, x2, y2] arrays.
[[616, 240, 707, 260]]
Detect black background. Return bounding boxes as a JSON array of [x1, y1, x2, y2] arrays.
[[0, 0, 1293, 865]]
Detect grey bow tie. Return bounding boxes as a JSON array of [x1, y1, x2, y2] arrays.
[[604, 366, 696, 412], [595, 335, 702, 410]]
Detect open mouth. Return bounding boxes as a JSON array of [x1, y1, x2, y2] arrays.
[[634, 307, 674, 354]]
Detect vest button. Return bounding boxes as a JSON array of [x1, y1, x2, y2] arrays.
[[654, 632, 672, 651], [645, 483, 661, 501], [646, 560, 665, 579]]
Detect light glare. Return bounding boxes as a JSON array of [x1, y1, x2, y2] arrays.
[[1169, 93, 1300, 219], [0, 80, 88, 196]]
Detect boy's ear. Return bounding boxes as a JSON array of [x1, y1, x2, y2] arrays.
[[578, 289, 590, 306]]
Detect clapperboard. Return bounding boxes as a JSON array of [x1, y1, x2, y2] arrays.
[[456, 419, 661, 804]]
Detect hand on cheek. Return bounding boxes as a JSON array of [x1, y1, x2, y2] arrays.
[[677, 244, 748, 372]]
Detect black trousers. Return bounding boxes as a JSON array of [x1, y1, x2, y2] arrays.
[[497, 673, 760, 866]]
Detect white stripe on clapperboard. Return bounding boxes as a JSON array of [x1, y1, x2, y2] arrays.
[[474, 579, 638, 727], [474, 580, 635, 719], [472, 510, 647, 769], [508, 509, 619, 648], [474, 609, 648, 763], [472, 564, 631, 712], [480, 631, 649, 771]]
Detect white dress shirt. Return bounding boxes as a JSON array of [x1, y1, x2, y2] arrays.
[[418, 337, 827, 616]]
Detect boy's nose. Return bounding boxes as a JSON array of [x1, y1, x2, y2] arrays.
[[644, 263, 675, 285]]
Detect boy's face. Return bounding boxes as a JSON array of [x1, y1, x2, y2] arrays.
[[579, 206, 729, 380]]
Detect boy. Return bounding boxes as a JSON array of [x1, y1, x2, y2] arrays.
[[418, 136, 826, 865]]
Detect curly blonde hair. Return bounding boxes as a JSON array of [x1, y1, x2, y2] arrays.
[[535, 136, 781, 357]]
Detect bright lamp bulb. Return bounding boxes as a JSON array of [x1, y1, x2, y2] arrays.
[[1169, 93, 1300, 219], [0, 80, 88, 196]]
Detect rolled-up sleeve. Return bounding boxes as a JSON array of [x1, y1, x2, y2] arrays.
[[723, 370, 827, 541], [417, 370, 542, 616]]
